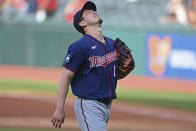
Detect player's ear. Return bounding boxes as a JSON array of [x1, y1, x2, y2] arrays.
[[79, 21, 87, 27]]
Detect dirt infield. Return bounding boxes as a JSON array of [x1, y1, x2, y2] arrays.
[[1, 65, 196, 131], [1, 93, 196, 131]]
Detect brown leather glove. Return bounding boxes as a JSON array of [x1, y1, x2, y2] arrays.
[[114, 38, 135, 79]]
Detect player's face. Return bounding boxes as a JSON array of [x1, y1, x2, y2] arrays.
[[81, 10, 102, 26]]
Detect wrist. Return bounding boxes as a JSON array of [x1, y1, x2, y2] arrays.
[[56, 107, 64, 111]]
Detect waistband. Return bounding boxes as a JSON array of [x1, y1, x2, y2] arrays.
[[79, 97, 113, 106], [96, 98, 113, 106]]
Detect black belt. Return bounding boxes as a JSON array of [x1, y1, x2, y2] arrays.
[[96, 98, 113, 106], [80, 97, 113, 106]]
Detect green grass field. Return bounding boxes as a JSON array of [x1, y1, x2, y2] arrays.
[[1, 78, 196, 112]]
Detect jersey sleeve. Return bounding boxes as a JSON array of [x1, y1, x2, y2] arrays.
[[62, 44, 86, 73]]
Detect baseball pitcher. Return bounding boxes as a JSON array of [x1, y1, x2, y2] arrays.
[[51, 1, 135, 131]]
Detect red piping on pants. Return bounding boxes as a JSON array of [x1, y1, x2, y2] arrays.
[[81, 99, 90, 131]]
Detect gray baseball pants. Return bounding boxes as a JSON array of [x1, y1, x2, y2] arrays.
[[74, 97, 112, 131]]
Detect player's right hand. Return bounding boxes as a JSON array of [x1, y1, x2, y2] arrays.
[[51, 109, 65, 128]]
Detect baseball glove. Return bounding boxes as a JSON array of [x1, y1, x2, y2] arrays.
[[114, 38, 135, 80]]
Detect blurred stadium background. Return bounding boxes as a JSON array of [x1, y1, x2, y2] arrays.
[[0, 0, 196, 131]]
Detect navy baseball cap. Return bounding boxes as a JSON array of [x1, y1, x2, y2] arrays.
[[73, 1, 97, 34]]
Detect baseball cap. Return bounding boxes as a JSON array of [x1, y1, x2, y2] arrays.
[[73, 1, 97, 34]]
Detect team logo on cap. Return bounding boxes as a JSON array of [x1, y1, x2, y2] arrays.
[[65, 55, 71, 63]]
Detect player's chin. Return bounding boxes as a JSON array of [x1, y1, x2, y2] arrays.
[[98, 18, 103, 25]]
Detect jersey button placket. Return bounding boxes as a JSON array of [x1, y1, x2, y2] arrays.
[[105, 44, 112, 98]]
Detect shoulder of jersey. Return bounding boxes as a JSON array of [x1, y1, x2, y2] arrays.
[[73, 36, 90, 47], [105, 36, 114, 42], [105, 37, 115, 46], [69, 36, 89, 50]]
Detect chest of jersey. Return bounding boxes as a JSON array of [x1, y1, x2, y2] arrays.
[[86, 38, 117, 69], [88, 46, 117, 68], [66, 35, 118, 99]]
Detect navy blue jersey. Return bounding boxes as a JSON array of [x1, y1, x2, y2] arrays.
[[62, 34, 118, 99]]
